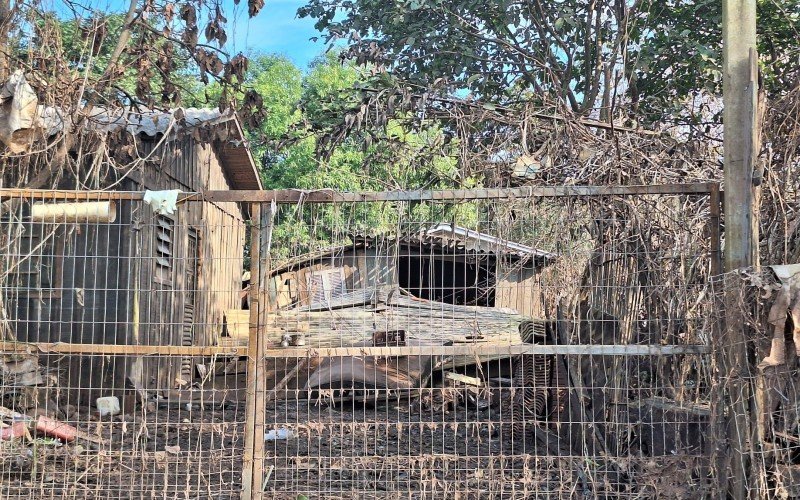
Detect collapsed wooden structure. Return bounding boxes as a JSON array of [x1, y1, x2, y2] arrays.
[[223, 226, 557, 394], [264, 225, 556, 315]]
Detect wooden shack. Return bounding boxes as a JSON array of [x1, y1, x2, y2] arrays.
[[264, 224, 556, 316], [3, 108, 261, 404]]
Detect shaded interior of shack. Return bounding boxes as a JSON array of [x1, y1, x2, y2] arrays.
[[396, 252, 497, 307]]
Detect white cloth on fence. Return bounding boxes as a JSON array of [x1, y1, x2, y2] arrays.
[[143, 189, 180, 215]]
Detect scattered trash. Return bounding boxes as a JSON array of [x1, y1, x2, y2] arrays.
[[164, 445, 181, 455], [96, 396, 121, 417], [264, 428, 295, 441], [0, 422, 28, 441], [34, 415, 77, 442], [262, 464, 275, 489], [445, 372, 483, 387]]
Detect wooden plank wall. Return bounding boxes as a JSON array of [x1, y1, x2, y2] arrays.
[[193, 141, 247, 348], [5, 134, 251, 399], [494, 259, 547, 318], [266, 243, 549, 317], [7, 200, 133, 404], [130, 136, 247, 392]]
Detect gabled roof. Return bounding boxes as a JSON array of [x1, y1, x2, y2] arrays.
[[87, 107, 262, 191]]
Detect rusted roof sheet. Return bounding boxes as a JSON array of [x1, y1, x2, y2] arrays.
[[425, 223, 556, 259], [39, 106, 262, 190]]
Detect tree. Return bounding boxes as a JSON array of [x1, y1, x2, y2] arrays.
[[298, 0, 800, 125], [234, 51, 479, 257], [627, 0, 800, 122], [0, 0, 270, 190], [298, 0, 641, 115]]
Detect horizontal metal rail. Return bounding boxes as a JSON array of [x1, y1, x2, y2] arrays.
[[0, 342, 709, 357], [0, 183, 719, 204]]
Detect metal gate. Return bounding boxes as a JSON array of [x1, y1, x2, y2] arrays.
[[241, 184, 720, 499], [0, 184, 721, 498]]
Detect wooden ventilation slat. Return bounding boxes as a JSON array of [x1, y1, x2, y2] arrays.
[[154, 215, 174, 284]]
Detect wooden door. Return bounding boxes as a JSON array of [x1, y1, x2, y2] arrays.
[[180, 228, 199, 380]]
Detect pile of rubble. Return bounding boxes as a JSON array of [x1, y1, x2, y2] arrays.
[[0, 353, 105, 445]]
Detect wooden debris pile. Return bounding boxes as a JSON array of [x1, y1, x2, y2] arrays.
[[266, 286, 533, 368], [1, 353, 107, 443], [305, 329, 443, 403], [0, 353, 63, 420]]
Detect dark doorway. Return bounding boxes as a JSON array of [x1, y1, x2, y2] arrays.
[[397, 252, 496, 306]]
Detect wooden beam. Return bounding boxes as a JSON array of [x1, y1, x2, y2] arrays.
[[198, 184, 719, 203], [0, 183, 720, 205], [445, 372, 484, 386], [709, 183, 723, 276], [240, 203, 260, 500], [251, 202, 275, 499], [0, 342, 246, 356], [721, 1, 758, 497], [263, 344, 711, 357], [0, 341, 709, 357]]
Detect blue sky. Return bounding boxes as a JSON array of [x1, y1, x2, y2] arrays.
[[225, 0, 328, 69], [47, 0, 329, 70]]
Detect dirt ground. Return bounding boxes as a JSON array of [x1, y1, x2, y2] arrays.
[[0, 398, 246, 500], [0, 385, 710, 499]]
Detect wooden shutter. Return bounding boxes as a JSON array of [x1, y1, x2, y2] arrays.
[[180, 229, 199, 379], [154, 215, 174, 285]]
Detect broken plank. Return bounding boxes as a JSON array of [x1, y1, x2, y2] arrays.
[[445, 372, 483, 387]]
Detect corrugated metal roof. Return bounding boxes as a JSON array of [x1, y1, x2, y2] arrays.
[[271, 225, 556, 275], [424, 223, 556, 260]]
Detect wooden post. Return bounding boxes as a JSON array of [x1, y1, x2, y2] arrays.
[[241, 202, 275, 500], [709, 183, 723, 277], [723, 0, 758, 271], [722, 1, 758, 498], [240, 205, 260, 500], [0, 0, 10, 82]]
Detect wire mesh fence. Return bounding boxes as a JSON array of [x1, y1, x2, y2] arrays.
[[246, 185, 718, 498], [707, 267, 800, 499], [0, 191, 249, 498], [0, 185, 725, 498]]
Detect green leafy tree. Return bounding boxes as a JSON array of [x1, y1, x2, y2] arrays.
[[298, 0, 799, 124], [298, 0, 637, 113], [628, 0, 800, 122], [235, 52, 480, 258]]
